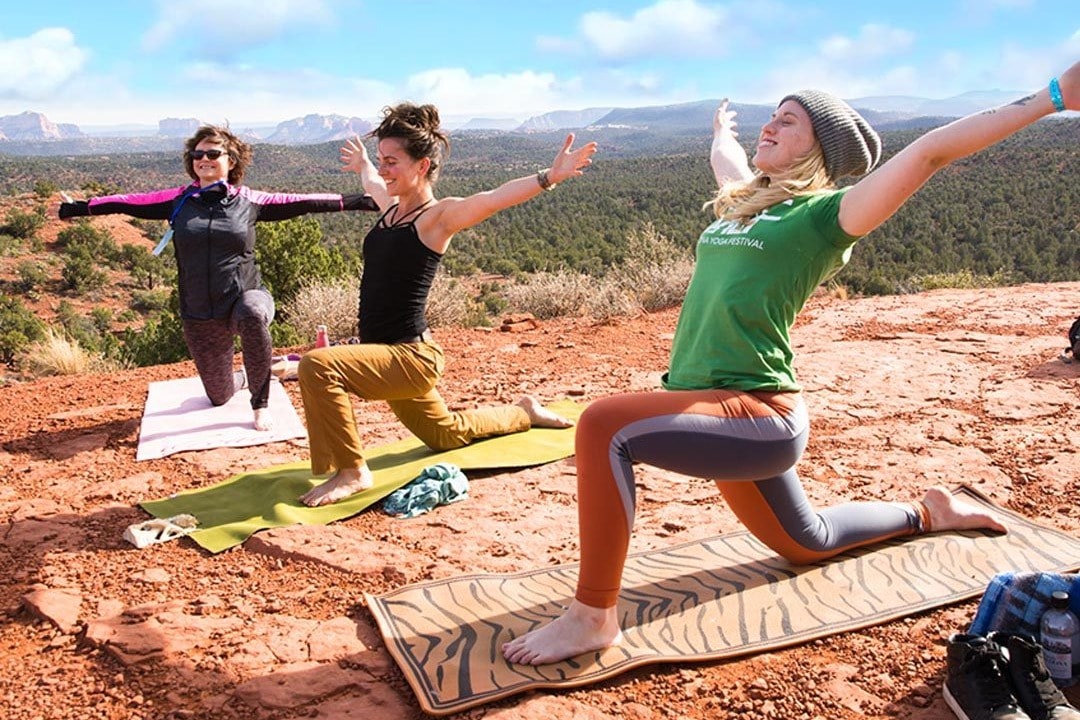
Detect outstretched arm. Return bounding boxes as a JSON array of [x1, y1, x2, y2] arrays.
[[341, 136, 391, 211], [434, 133, 598, 237], [711, 99, 754, 187], [840, 62, 1079, 237]]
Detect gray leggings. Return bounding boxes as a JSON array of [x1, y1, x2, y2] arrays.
[[181, 289, 275, 410]]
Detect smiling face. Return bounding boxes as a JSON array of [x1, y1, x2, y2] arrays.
[[191, 140, 232, 185], [377, 137, 431, 196], [751, 100, 818, 177]]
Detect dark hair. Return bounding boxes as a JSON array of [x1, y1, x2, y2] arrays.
[[183, 125, 253, 185], [368, 102, 450, 182]]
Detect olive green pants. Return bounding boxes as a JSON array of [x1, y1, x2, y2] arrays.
[[297, 341, 530, 475]]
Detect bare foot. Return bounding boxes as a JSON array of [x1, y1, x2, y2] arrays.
[[502, 599, 622, 665], [253, 408, 274, 432], [516, 395, 574, 429], [300, 466, 374, 507], [921, 485, 1007, 534]]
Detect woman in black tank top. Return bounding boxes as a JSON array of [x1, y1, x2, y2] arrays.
[[297, 102, 598, 507]]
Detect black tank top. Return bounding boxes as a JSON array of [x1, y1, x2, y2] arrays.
[[357, 201, 443, 343]]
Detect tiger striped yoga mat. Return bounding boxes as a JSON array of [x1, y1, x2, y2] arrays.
[[366, 485, 1080, 715]]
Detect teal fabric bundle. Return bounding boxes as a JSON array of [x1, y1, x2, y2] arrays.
[[383, 463, 469, 518]]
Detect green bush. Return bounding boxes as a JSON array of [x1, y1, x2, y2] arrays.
[[57, 221, 122, 266], [130, 288, 172, 313], [15, 260, 49, 294], [61, 248, 108, 292], [255, 216, 360, 307], [120, 307, 188, 367], [33, 180, 59, 200], [4, 207, 45, 239], [0, 295, 45, 363]]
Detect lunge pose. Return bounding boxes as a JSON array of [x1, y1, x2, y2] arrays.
[[59, 125, 379, 431], [503, 63, 1079, 666], [297, 102, 597, 507]]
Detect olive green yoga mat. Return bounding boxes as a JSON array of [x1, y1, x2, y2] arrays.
[[366, 486, 1080, 716], [142, 400, 583, 554]]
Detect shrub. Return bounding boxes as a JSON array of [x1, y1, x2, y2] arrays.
[[282, 276, 360, 341], [61, 248, 108, 292], [502, 270, 595, 320], [57, 221, 121, 265], [254, 217, 359, 307], [33, 179, 59, 199], [4, 207, 45, 239], [426, 272, 487, 328], [609, 222, 693, 312], [120, 308, 189, 367], [0, 295, 45, 363], [908, 269, 1013, 292], [130, 288, 172, 313], [15, 260, 49, 294]]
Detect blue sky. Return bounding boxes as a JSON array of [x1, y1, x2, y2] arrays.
[[2, 0, 1077, 130]]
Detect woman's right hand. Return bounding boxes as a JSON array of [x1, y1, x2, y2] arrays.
[[1057, 60, 1079, 111], [710, 99, 753, 185], [340, 136, 372, 174]]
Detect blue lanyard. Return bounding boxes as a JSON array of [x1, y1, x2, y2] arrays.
[[169, 180, 226, 225], [153, 181, 226, 256]]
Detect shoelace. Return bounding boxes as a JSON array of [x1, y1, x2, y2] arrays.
[[971, 649, 1023, 709]]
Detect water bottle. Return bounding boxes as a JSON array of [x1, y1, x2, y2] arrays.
[[1040, 590, 1079, 688], [315, 325, 330, 348]]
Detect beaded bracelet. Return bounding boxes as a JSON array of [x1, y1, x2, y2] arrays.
[[1049, 77, 1066, 113]]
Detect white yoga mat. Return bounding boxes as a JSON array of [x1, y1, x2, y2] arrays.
[[136, 376, 307, 461]]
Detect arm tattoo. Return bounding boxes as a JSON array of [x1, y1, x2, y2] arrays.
[[1009, 93, 1037, 107]]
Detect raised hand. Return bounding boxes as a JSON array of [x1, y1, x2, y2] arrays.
[[548, 133, 599, 185], [711, 98, 753, 185], [340, 136, 372, 175]]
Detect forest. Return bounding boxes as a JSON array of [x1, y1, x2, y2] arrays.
[[0, 117, 1077, 294]]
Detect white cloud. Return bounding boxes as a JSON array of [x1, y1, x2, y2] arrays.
[[403, 68, 563, 117], [0, 28, 88, 99], [578, 0, 731, 61], [142, 0, 337, 56], [820, 24, 915, 61]]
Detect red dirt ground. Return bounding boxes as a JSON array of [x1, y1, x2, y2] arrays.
[[1, 198, 1078, 719]]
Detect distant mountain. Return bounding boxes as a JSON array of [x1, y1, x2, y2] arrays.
[[158, 118, 201, 138], [458, 117, 522, 131], [0, 89, 1053, 156], [518, 108, 614, 132], [848, 90, 1024, 118], [264, 114, 372, 145], [0, 111, 85, 141]]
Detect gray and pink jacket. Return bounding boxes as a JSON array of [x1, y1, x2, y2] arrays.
[[60, 183, 378, 320]]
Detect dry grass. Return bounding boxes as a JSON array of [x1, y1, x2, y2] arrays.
[[282, 276, 361, 340], [20, 326, 119, 376], [282, 270, 486, 337]]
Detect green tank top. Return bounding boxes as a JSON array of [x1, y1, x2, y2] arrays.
[[663, 189, 859, 392]]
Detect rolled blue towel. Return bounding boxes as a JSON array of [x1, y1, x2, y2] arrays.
[[382, 463, 468, 519], [968, 571, 1080, 636]]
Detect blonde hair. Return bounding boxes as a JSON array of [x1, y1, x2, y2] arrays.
[[707, 144, 834, 224]]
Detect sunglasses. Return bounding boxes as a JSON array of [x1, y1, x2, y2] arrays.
[[190, 149, 227, 160]]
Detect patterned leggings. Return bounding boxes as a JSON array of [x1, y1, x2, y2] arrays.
[[573, 388, 928, 608], [181, 289, 275, 410]]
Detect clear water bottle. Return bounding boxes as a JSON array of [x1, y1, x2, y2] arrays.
[[315, 325, 330, 348], [1040, 590, 1079, 688]]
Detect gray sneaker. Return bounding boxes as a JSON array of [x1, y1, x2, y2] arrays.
[[944, 633, 1032, 720]]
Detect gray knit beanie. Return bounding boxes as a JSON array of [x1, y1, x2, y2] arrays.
[[780, 90, 881, 181]]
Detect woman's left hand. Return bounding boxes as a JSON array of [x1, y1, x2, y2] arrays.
[[548, 134, 599, 185]]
